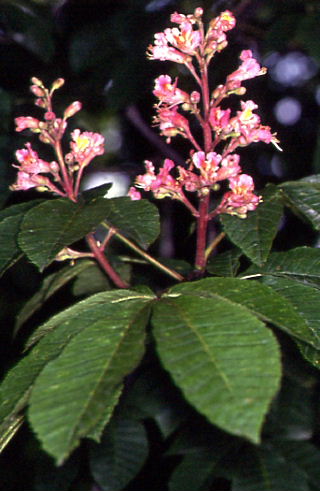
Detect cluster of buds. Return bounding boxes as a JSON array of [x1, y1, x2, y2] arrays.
[[129, 8, 280, 219], [11, 77, 105, 202]]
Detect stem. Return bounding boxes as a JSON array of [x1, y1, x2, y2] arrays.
[[54, 140, 76, 201], [101, 222, 185, 282], [195, 194, 210, 271], [86, 233, 129, 288], [205, 232, 226, 260]]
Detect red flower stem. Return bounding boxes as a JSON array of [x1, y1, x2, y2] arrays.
[[193, 58, 213, 272], [86, 233, 129, 288]]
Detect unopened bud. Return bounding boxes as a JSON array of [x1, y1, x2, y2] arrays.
[[194, 7, 203, 18], [30, 85, 45, 97], [51, 78, 65, 91], [64, 101, 82, 119], [190, 91, 200, 104], [31, 77, 44, 87], [35, 98, 47, 108], [44, 111, 56, 121]]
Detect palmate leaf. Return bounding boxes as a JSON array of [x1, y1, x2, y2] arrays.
[[18, 197, 113, 271], [207, 248, 242, 277], [14, 260, 96, 333], [19, 197, 159, 271], [28, 289, 154, 463], [221, 185, 283, 266], [152, 280, 281, 443], [89, 417, 148, 491], [281, 180, 320, 230], [102, 197, 160, 249], [187, 277, 318, 349], [243, 247, 320, 289], [232, 445, 309, 491], [261, 276, 320, 349], [0, 200, 43, 276]]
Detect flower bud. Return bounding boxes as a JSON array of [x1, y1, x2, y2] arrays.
[[190, 91, 200, 104], [31, 77, 44, 87], [51, 78, 65, 91], [63, 101, 82, 119], [30, 85, 45, 97], [194, 7, 203, 18], [44, 111, 56, 121]]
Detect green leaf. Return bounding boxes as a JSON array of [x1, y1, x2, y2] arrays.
[[103, 197, 160, 249], [194, 277, 318, 348], [275, 441, 320, 491], [260, 276, 320, 349], [28, 290, 154, 463], [169, 450, 222, 491], [15, 261, 96, 333], [207, 249, 242, 277], [0, 200, 43, 276], [221, 185, 283, 266], [152, 282, 281, 443], [232, 446, 309, 491], [90, 417, 148, 491], [264, 377, 315, 441], [18, 197, 116, 271], [243, 247, 320, 289], [296, 341, 320, 369], [281, 180, 320, 230]]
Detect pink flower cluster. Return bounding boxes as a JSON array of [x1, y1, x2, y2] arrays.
[[129, 8, 280, 219], [11, 78, 105, 201]]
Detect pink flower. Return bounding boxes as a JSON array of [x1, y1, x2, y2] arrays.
[[218, 174, 261, 218], [128, 187, 142, 200], [153, 75, 190, 106], [163, 21, 201, 55], [147, 32, 191, 64], [133, 159, 181, 199], [68, 130, 105, 166], [209, 10, 236, 32], [154, 106, 191, 142], [205, 11, 236, 55], [14, 143, 51, 174], [15, 116, 41, 133], [209, 107, 231, 133], [216, 154, 241, 181], [10, 171, 52, 192], [227, 50, 267, 90]]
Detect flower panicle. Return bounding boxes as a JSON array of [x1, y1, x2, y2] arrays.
[[129, 7, 280, 219], [11, 78, 105, 201]]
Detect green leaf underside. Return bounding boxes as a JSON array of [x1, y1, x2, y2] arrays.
[[28, 290, 154, 463], [0, 290, 154, 460], [243, 247, 320, 289], [90, 418, 148, 491], [152, 282, 281, 442], [221, 185, 283, 266], [281, 181, 320, 230], [102, 197, 160, 249]]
